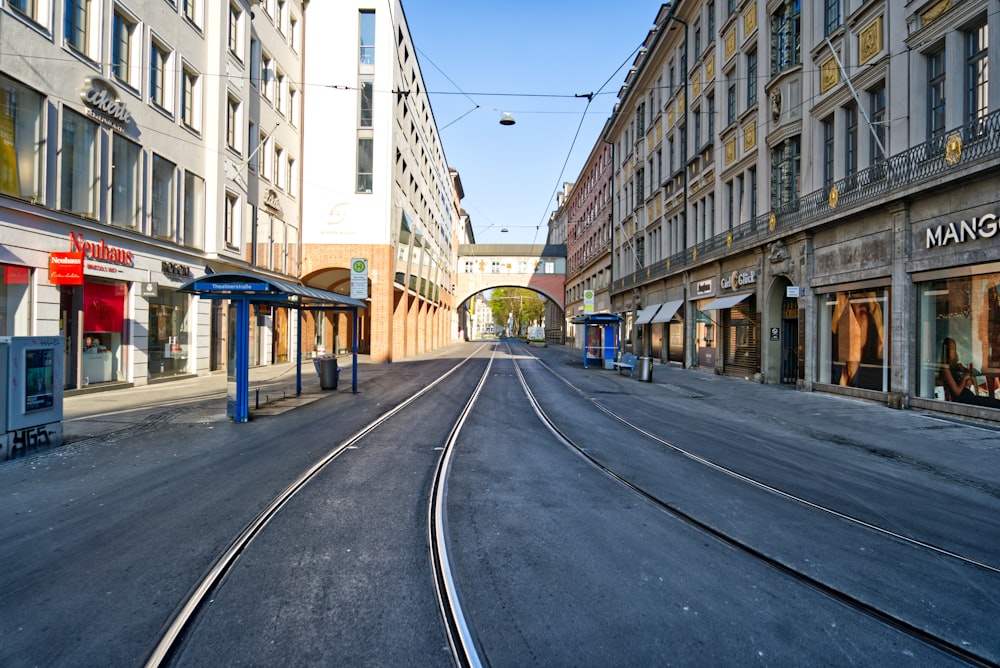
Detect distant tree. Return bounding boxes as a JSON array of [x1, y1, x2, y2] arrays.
[[489, 287, 545, 337]]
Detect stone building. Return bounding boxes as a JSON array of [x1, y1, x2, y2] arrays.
[[605, 0, 1000, 420], [0, 0, 305, 389]]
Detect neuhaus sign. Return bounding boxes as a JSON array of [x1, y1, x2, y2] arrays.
[[69, 231, 134, 266], [925, 213, 999, 249]]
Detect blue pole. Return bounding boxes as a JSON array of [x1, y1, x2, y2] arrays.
[[234, 298, 250, 422], [295, 308, 302, 396]]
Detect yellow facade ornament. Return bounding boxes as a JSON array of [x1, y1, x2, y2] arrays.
[[945, 132, 963, 165], [726, 138, 736, 164], [727, 232, 733, 247], [692, 247, 697, 261], [725, 30, 736, 60], [828, 184, 839, 209], [820, 57, 840, 94], [922, 0, 951, 25], [744, 4, 757, 35], [769, 212, 776, 232], [859, 17, 883, 65]]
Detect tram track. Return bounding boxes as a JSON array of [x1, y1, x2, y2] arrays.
[[506, 341, 999, 668], [143, 344, 493, 668]]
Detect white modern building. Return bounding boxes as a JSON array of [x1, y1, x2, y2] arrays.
[[300, 0, 461, 362], [0, 0, 305, 392]]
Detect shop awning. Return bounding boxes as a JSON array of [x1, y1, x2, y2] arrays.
[[634, 304, 661, 325], [701, 293, 752, 311], [650, 299, 684, 323]]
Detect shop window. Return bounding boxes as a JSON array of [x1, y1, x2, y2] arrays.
[[60, 108, 99, 218], [818, 288, 890, 391], [0, 264, 32, 335], [0, 74, 44, 201], [148, 289, 191, 378], [917, 275, 1000, 408], [81, 280, 126, 385]]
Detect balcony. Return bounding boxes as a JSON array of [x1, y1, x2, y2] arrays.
[[614, 109, 1000, 293]]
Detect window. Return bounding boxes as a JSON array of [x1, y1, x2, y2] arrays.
[[820, 287, 889, 391], [226, 95, 240, 153], [150, 39, 172, 111], [273, 143, 284, 186], [359, 10, 375, 65], [770, 0, 801, 75], [151, 154, 176, 239], [111, 135, 140, 229], [275, 69, 286, 112], [727, 83, 736, 125], [228, 4, 242, 60], [966, 24, 989, 124], [357, 137, 373, 193], [64, 0, 90, 55], [747, 50, 757, 107], [249, 38, 261, 87], [111, 11, 139, 88], [359, 80, 373, 127], [60, 109, 99, 218], [259, 130, 270, 178], [10, 0, 38, 22], [183, 171, 205, 249], [183, 0, 199, 27], [286, 155, 296, 194], [822, 117, 835, 186], [224, 192, 239, 247], [707, 2, 715, 38], [694, 24, 701, 58], [771, 135, 800, 208], [0, 74, 44, 201], [288, 85, 299, 125], [845, 104, 857, 179], [707, 93, 715, 142], [825, 0, 840, 37], [247, 122, 258, 171], [289, 13, 300, 52], [870, 85, 886, 163], [181, 66, 200, 131], [261, 52, 274, 100], [928, 49, 946, 138]]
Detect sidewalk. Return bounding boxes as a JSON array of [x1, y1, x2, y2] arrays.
[[60, 358, 351, 445]]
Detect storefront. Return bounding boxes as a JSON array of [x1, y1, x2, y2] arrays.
[[0, 263, 31, 336], [60, 279, 128, 387], [817, 285, 890, 392], [147, 287, 192, 379]]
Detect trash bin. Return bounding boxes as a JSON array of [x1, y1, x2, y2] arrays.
[[637, 356, 653, 382], [315, 356, 339, 390]]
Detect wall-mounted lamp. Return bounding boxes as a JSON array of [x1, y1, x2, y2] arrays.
[[499, 112, 516, 126]]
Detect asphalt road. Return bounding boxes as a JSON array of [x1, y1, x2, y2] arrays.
[[0, 341, 996, 666]]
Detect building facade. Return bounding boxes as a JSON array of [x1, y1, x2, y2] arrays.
[[300, 1, 460, 363], [562, 124, 614, 351], [605, 0, 1000, 420], [0, 0, 305, 392]]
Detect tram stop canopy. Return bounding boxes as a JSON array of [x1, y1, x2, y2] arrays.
[[178, 272, 368, 422], [570, 313, 622, 369]]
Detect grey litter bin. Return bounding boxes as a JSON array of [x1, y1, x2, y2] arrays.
[[317, 356, 339, 390], [637, 356, 653, 382]]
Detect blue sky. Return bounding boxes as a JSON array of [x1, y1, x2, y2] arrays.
[[402, 1, 666, 245]]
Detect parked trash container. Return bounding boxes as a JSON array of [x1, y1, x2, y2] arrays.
[[314, 356, 339, 390], [637, 356, 653, 382]]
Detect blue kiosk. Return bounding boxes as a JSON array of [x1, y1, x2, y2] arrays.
[[570, 313, 622, 369], [178, 272, 367, 422]]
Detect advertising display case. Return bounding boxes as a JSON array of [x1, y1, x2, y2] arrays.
[[0, 337, 64, 460]]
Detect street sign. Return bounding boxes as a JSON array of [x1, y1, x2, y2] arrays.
[[350, 258, 369, 299], [584, 289, 595, 312]]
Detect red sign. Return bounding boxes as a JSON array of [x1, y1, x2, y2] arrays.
[[49, 252, 84, 285], [4, 265, 30, 284]]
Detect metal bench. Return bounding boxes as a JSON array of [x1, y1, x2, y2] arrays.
[[615, 352, 638, 377]]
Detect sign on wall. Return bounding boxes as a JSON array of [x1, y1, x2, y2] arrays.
[[48, 253, 84, 285], [351, 258, 369, 299]]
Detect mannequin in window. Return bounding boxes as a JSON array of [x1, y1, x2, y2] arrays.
[[939, 337, 1000, 407]]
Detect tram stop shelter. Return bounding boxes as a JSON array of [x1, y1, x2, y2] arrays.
[[178, 272, 368, 422], [570, 313, 622, 369]]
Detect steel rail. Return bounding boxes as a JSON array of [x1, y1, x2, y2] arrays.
[[143, 344, 489, 668], [509, 343, 999, 668]]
